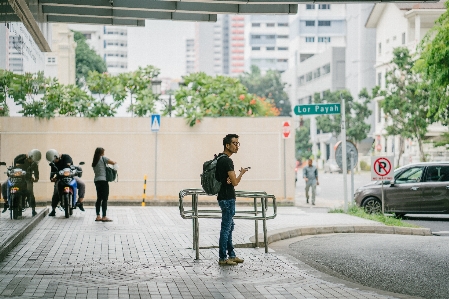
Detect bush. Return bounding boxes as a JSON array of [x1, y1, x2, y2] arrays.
[[360, 160, 370, 171]]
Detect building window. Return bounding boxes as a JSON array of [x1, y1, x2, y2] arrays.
[[266, 47, 275, 51], [298, 76, 305, 86], [402, 32, 406, 44], [266, 35, 276, 39], [386, 38, 389, 44], [305, 21, 315, 27], [278, 47, 288, 51], [277, 35, 288, 39], [47, 57, 56, 64], [278, 23, 288, 27], [305, 37, 315, 43], [83, 33, 92, 40], [252, 23, 261, 27], [306, 72, 313, 82], [378, 43, 382, 54], [393, 36, 397, 41], [378, 72, 382, 86], [277, 59, 288, 63], [306, 4, 315, 9], [378, 102, 382, 123], [266, 23, 275, 27], [318, 37, 331, 43], [252, 35, 261, 39], [318, 21, 331, 26], [313, 68, 321, 79], [322, 63, 330, 74], [252, 46, 260, 51], [319, 4, 330, 9]]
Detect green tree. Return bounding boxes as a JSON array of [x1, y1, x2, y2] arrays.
[[240, 65, 291, 116], [175, 72, 280, 126], [73, 31, 107, 86], [314, 89, 372, 143], [383, 47, 429, 162], [295, 118, 312, 160], [416, 1, 449, 124]]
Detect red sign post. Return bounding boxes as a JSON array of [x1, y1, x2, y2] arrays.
[[282, 121, 291, 139]]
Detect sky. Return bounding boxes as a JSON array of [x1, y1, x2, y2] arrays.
[[127, 20, 195, 79]]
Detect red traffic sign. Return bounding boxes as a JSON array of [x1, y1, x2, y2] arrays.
[[282, 121, 291, 139], [371, 156, 393, 181]]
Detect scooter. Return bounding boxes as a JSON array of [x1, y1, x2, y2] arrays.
[[50, 162, 84, 218], [0, 161, 28, 219]]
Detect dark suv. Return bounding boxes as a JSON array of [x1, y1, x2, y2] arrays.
[[354, 162, 449, 217]]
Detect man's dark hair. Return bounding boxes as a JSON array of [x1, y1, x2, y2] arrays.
[[223, 134, 239, 149]]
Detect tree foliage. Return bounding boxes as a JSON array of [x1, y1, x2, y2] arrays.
[[174, 72, 280, 126], [416, 1, 449, 123], [295, 118, 312, 160], [314, 89, 372, 143], [239, 65, 291, 116], [382, 47, 429, 162], [73, 31, 107, 86]]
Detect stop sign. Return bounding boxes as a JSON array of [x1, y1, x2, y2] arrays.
[[282, 121, 291, 139]]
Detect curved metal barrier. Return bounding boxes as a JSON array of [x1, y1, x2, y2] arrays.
[[179, 188, 277, 260]]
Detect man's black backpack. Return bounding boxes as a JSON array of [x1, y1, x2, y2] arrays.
[[201, 154, 225, 195]]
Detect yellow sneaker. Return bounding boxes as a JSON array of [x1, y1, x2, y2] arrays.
[[229, 257, 244, 263], [218, 259, 237, 266]]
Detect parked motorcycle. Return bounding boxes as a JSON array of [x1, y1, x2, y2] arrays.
[[0, 161, 28, 219], [50, 162, 84, 218]]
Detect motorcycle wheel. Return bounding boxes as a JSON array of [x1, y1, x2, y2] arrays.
[[64, 194, 70, 218], [12, 194, 21, 220], [69, 194, 73, 216]]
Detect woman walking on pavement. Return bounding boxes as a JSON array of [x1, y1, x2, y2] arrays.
[[92, 147, 116, 222]]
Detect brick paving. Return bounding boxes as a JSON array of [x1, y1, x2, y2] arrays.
[[0, 208, 45, 246], [0, 206, 404, 298]]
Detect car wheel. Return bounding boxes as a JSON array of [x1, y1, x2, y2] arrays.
[[394, 213, 406, 219], [362, 197, 382, 214]]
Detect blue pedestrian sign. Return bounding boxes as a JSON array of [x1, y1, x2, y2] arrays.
[[151, 114, 160, 132]]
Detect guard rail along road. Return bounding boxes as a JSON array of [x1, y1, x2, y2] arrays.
[[179, 189, 277, 260]]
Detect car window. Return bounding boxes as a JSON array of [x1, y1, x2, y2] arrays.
[[395, 167, 423, 184], [425, 166, 449, 182]]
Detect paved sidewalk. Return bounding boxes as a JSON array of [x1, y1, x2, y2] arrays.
[[0, 207, 412, 298]]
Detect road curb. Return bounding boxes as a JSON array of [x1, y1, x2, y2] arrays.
[[249, 225, 432, 247], [0, 208, 49, 262]]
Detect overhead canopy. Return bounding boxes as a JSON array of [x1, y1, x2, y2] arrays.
[[0, 0, 439, 52]]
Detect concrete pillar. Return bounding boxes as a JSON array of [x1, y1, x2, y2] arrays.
[[415, 14, 421, 42]]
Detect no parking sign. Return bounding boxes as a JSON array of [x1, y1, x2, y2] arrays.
[[371, 156, 394, 181]]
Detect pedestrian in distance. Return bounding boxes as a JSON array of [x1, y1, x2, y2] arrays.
[[215, 134, 248, 266], [92, 147, 116, 222], [303, 158, 319, 205]]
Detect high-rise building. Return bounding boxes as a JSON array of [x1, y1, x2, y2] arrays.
[[245, 15, 289, 73], [185, 38, 195, 75], [229, 15, 245, 76], [68, 24, 128, 75]]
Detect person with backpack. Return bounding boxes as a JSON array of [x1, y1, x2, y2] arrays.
[[215, 134, 248, 266], [92, 147, 116, 222]]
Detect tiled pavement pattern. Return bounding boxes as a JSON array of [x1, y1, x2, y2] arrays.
[[0, 207, 397, 299], [0, 208, 44, 246]]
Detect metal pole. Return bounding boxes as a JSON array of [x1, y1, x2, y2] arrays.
[[341, 94, 348, 212], [154, 131, 158, 200], [350, 152, 354, 206], [261, 197, 268, 253], [254, 197, 259, 248], [283, 138, 287, 200], [142, 175, 147, 207], [194, 194, 199, 260], [381, 181, 385, 214], [192, 194, 196, 250]]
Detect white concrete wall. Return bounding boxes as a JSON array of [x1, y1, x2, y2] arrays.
[[0, 117, 296, 204]]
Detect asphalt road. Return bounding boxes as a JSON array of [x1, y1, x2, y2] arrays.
[[282, 234, 449, 299]]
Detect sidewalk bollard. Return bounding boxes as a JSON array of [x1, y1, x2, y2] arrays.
[[142, 174, 147, 207]]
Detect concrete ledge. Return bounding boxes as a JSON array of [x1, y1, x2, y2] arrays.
[[0, 208, 48, 262], [247, 225, 433, 247]]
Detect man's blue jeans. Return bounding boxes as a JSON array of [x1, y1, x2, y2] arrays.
[[218, 199, 236, 261]]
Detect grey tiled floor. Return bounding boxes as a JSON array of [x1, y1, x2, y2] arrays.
[[0, 207, 398, 298]]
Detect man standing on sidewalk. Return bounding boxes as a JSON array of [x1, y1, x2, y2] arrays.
[[303, 158, 319, 205], [215, 134, 248, 266]]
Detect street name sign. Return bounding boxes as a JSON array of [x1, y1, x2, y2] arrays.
[[282, 121, 291, 139], [371, 156, 394, 181], [151, 114, 161, 132], [294, 103, 341, 115]]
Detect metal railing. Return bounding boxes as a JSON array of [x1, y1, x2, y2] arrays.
[[179, 188, 277, 260]]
